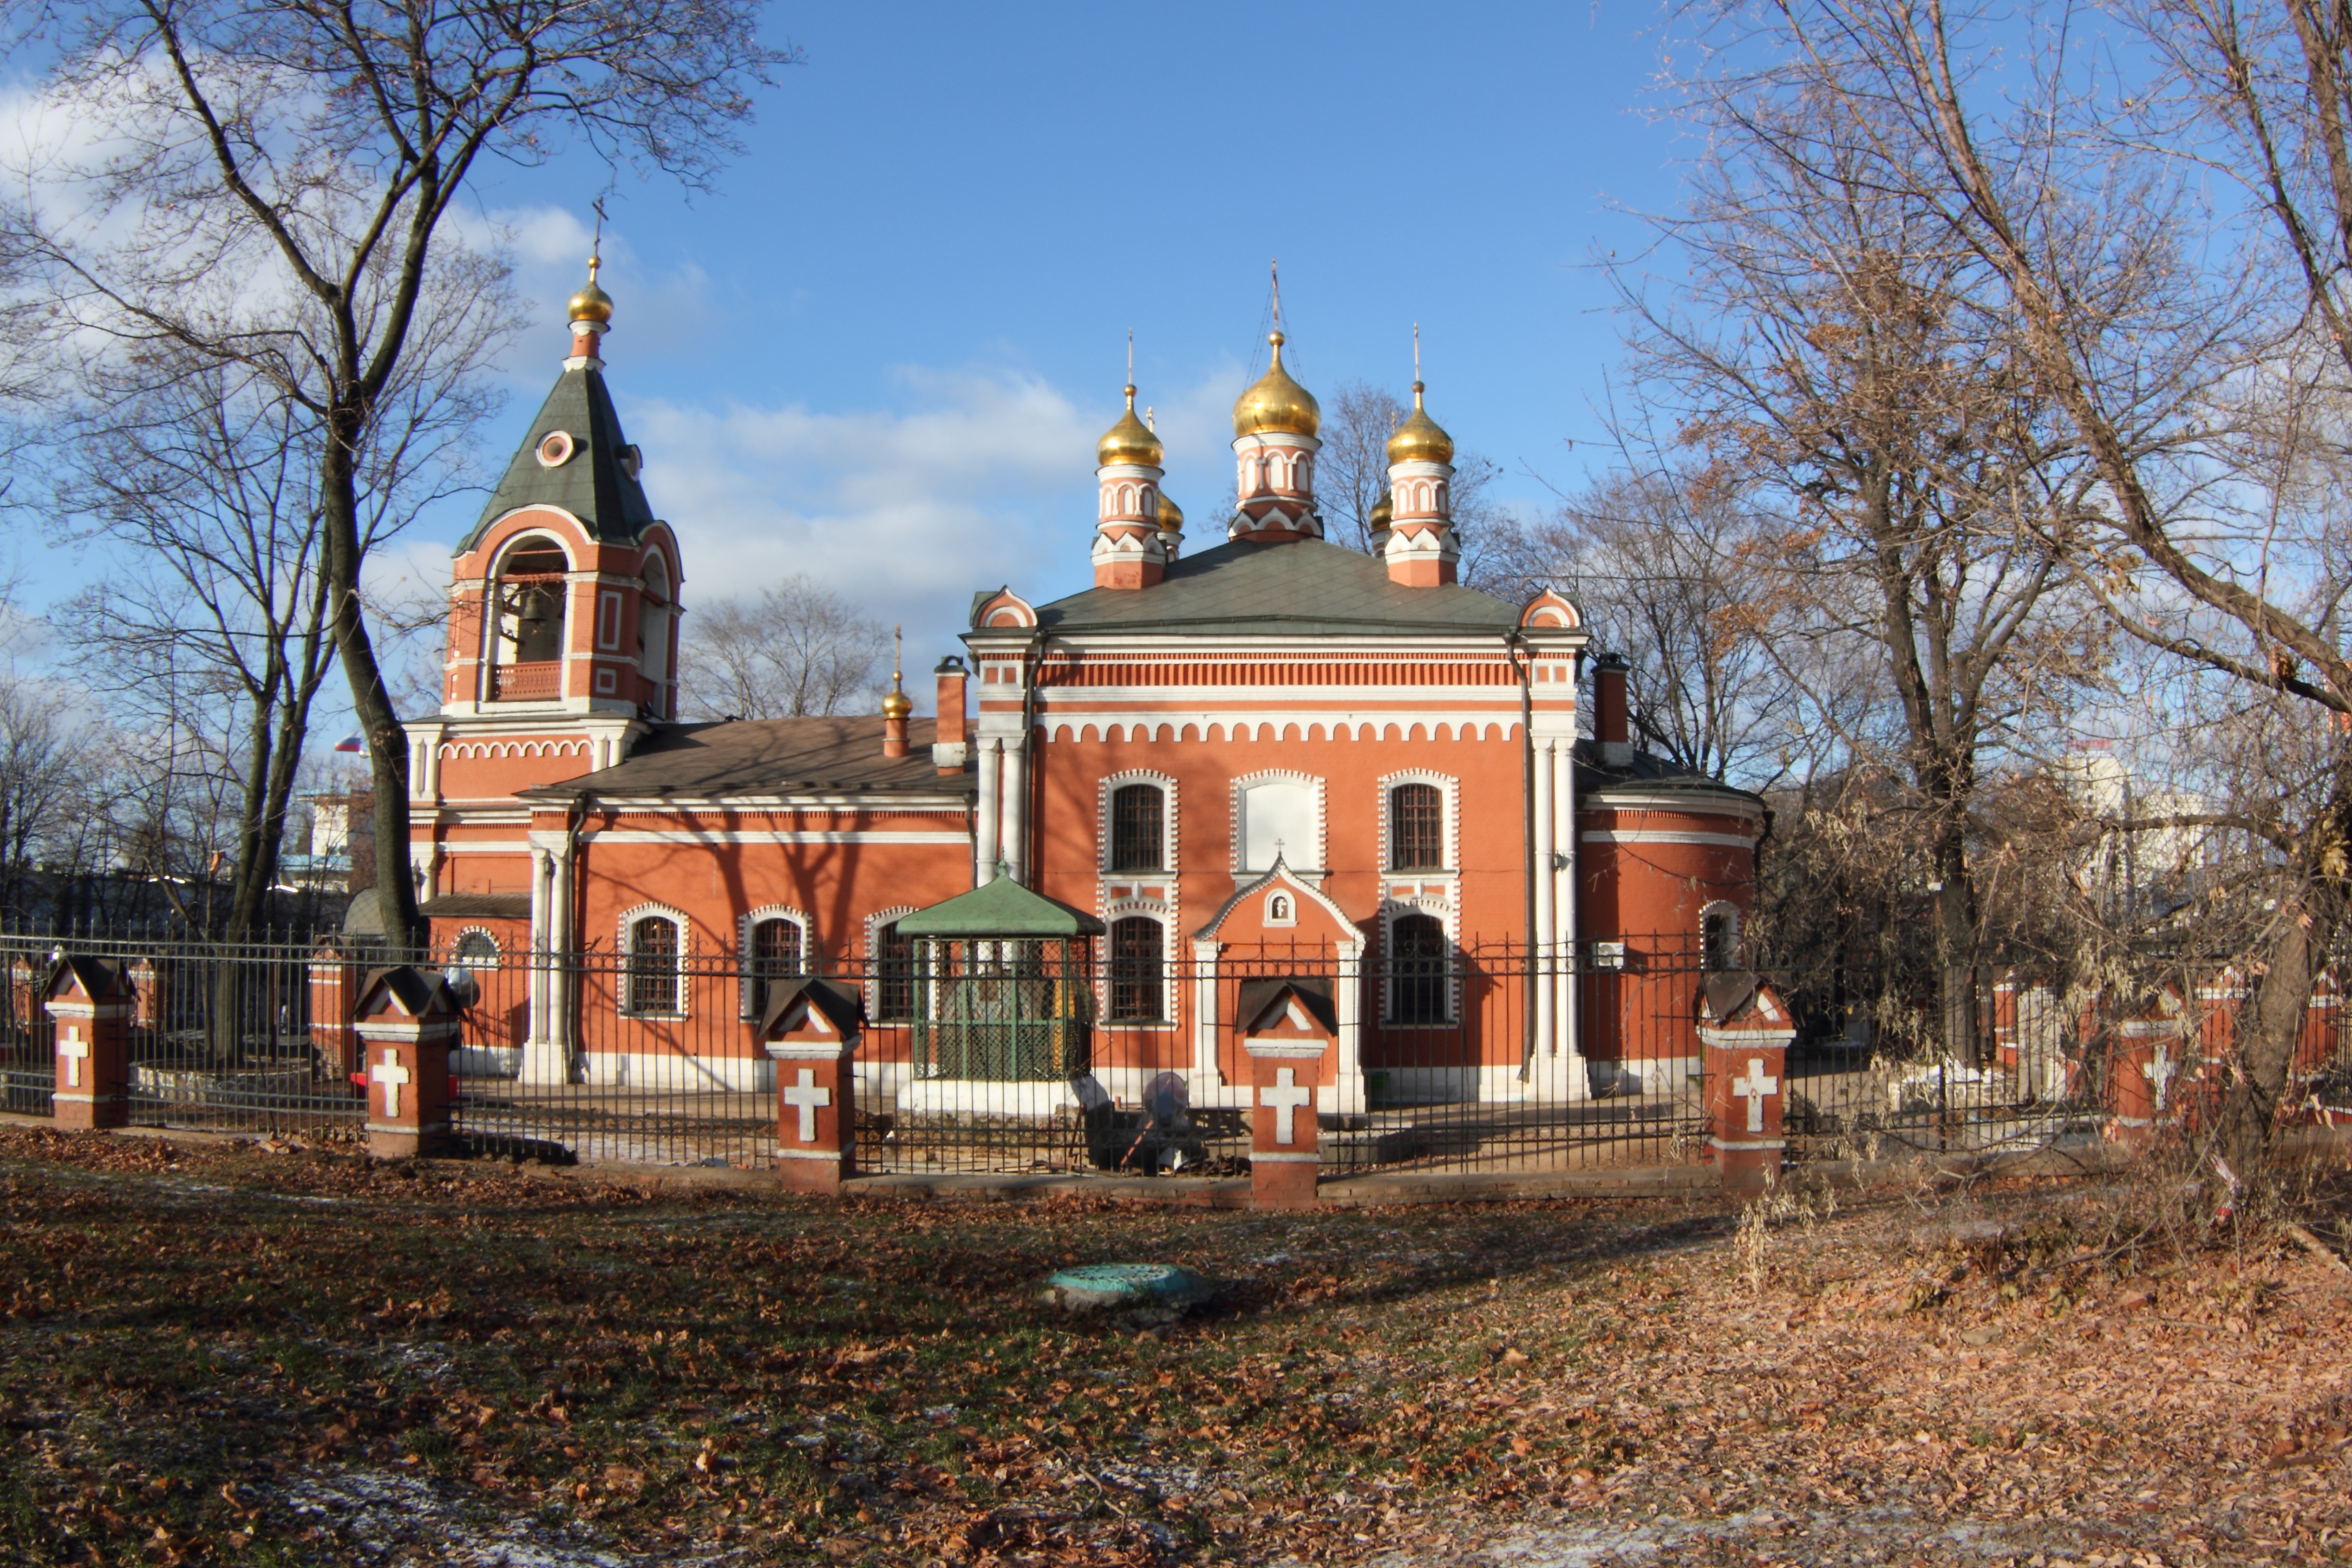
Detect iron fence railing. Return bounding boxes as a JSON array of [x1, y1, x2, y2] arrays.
[[7, 926, 2336, 1176]]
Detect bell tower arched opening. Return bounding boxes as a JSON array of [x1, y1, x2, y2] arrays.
[[489, 536, 571, 702]]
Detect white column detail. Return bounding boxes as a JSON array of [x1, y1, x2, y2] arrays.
[[1328, 936, 1365, 1115], [975, 736, 1001, 884], [1190, 938, 1230, 1099], [1532, 735, 1557, 1067], [1554, 735, 1579, 1070], [1000, 736, 1028, 884]]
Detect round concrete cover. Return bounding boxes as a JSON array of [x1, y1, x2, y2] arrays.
[[1045, 1263, 1209, 1310]]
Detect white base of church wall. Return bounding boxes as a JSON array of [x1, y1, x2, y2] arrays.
[[574, 1051, 774, 1093], [1585, 1055, 1702, 1098], [518, 1037, 572, 1087], [457, 1045, 524, 1079], [1371, 1065, 1566, 1106], [895, 1078, 1081, 1116]]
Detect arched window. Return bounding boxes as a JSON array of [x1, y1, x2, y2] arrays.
[[875, 920, 916, 1021], [1701, 903, 1741, 972], [748, 916, 804, 1017], [491, 539, 568, 700], [1110, 783, 1164, 871], [1389, 913, 1449, 1026], [626, 915, 682, 1016], [1389, 783, 1444, 871], [1239, 777, 1317, 873], [450, 929, 500, 970], [1108, 916, 1164, 1023], [639, 552, 672, 699]]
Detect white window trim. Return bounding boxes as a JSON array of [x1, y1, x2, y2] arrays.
[[864, 905, 920, 1024], [738, 904, 813, 1019], [1099, 903, 1177, 1028], [448, 926, 502, 969], [1377, 768, 1459, 875], [1230, 769, 1327, 877], [1378, 898, 1461, 1026], [1098, 769, 1179, 875], [616, 902, 690, 1019]]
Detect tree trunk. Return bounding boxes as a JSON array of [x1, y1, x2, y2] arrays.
[[2216, 777, 2352, 1172], [319, 404, 421, 957]]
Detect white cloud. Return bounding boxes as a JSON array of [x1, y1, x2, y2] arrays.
[[624, 365, 1103, 651]]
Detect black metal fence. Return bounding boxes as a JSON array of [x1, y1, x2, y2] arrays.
[[13, 928, 2339, 1179]]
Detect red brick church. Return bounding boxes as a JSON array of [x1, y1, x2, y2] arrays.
[[401, 267, 1765, 1116]]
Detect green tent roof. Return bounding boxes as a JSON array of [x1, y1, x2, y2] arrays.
[[897, 877, 1107, 937], [457, 361, 658, 552]]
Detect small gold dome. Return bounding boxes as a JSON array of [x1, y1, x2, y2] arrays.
[[1369, 491, 1393, 530], [1156, 491, 1185, 535], [1096, 384, 1164, 469], [568, 255, 614, 327], [1232, 331, 1321, 439], [1385, 381, 1453, 466], [882, 685, 913, 720]]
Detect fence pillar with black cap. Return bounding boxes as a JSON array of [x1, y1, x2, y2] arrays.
[[761, 976, 862, 1195], [45, 955, 135, 1131], [1698, 971, 1794, 1194], [354, 967, 461, 1159], [1238, 977, 1339, 1209]]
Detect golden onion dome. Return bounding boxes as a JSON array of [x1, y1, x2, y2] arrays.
[[567, 255, 614, 327], [1385, 381, 1454, 466], [1231, 331, 1321, 439], [1156, 490, 1185, 536], [1369, 490, 1393, 531], [1097, 385, 1164, 470], [882, 684, 913, 720]]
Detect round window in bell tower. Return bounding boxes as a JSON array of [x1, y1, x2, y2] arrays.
[[535, 430, 575, 468]]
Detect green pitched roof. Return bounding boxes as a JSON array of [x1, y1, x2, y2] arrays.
[[1026, 536, 1521, 636], [897, 877, 1107, 938], [458, 362, 658, 551]]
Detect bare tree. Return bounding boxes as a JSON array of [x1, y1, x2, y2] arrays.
[[1667, 0, 2352, 1162], [1527, 467, 1797, 784], [1315, 378, 1519, 584], [1, 0, 794, 948], [1614, 72, 2111, 1061], [53, 327, 494, 953], [678, 576, 892, 721]]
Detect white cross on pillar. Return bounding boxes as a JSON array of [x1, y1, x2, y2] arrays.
[[783, 1067, 831, 1143], [1261, 1066, 1313, 1146], [1732, 1055, 1779, 1134], [58, 1025, 86, 1090], [372, 1049, 411, 1119], [2142, 1047, 2178, 1112]]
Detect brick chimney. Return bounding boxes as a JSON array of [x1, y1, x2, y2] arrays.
[[933, 657, 969, 775], [1593, 653, 1633, 768]]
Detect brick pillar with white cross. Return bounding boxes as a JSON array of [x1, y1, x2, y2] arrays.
[[43, 956, 136, 1131], [758, 977, 863, 1196], [352, 967, 461, 1160], [1243, 1039, 1327, 1209], [2104, 995, 2189, 1149], [1698, 973, 1797, 1194]]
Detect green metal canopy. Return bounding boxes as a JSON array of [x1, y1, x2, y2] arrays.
[[898, 876, 1107, 938]]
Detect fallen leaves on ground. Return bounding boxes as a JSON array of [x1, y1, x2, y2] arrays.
[[0, 1125, 2346, 1565]]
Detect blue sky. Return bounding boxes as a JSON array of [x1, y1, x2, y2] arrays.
[[412, 0, 1686, 667], [18, 1, 1690, 719]]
